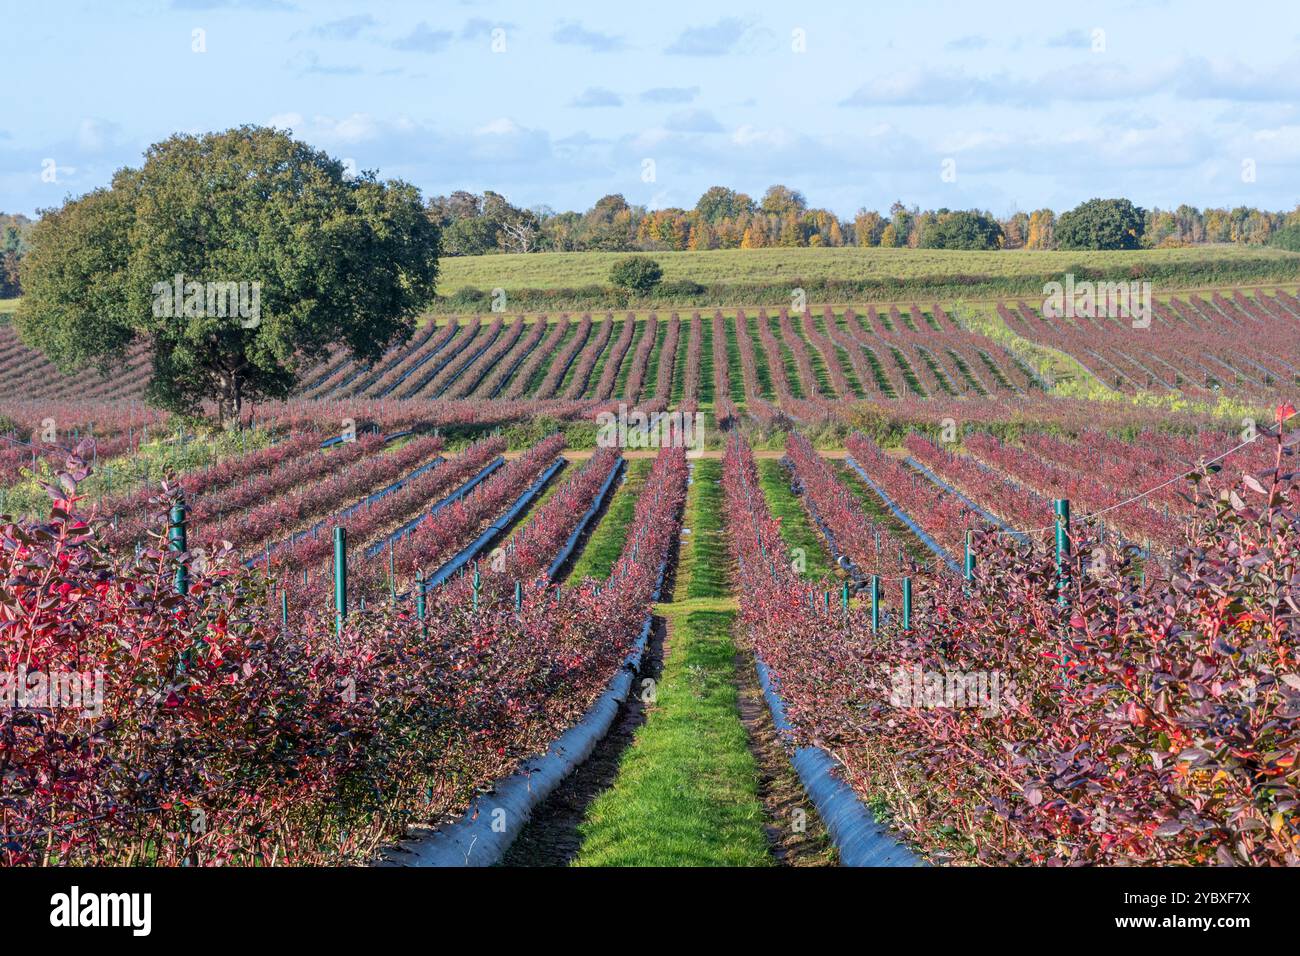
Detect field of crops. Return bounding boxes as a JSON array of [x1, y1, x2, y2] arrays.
[[2, 286, 1298, 413], [1, 277, 1297, 871], [726, 414, 1299, 866]]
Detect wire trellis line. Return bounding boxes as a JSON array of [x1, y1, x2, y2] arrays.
[[988, 412, 1296, 537]]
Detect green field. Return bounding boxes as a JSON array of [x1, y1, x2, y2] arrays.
[[438, 245, 1300, 295], [0, 297, 20, 317]]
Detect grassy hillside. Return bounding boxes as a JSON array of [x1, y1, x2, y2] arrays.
[[440, 245, 1300, 290], [433, 246, 1300, 312]]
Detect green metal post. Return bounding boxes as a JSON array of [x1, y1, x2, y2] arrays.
[[870, 575, 881, 633], [902, 577, 913, 631], [841, 581, 849, 613], [472, 569, 481, 612], [1055, 499, 1071, 600], [333, 527, 347, 636], [416, 570, 426, 636], [169, 495, 189, 595], [514, 580, 522, 612], [964, 531, 975, 582]]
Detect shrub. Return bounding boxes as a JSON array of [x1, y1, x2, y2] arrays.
[[447, 286, 489, 308], [609, 255, 664, 294], [0, 414, 27, 439], [654, 278, 705, 298], [1, 443, 687, 866]]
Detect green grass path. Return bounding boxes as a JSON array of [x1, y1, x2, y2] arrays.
[[572, 458, 771, 866], [680, 458, 729, 601], [756, 458, 834, 579], [566, 458, 652, 582]]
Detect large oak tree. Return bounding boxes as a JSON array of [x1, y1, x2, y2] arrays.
[[18, 126, 440, 423], [1055, 198, 1146, 251]]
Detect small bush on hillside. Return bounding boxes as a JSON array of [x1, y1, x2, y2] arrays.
[[609, 256, 664, 294]]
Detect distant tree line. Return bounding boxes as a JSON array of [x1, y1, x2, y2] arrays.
[[425, 187, 1300, 257], [5, 185, 1300, 301]]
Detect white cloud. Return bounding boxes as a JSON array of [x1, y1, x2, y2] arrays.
[[571, 87, 622, 109], [665, 17, 753, 56], [288, 51, 363, 75], [305, 14, 376, 41], [840, 54, 1300, 111], [390, 22, 453, 53], [1177, 54, 1300, 102], [267, 111, 306, 131], [552, 20, 626, 53], [1046, 28, 1092, 49], [475, 117, 522, 137]]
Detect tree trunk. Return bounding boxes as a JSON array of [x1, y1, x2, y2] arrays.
[[216, 371, 242, 428]]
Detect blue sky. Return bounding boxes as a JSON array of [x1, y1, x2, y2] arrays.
[[2, 0, 1299, 219]]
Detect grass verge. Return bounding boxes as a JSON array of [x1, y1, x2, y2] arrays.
[[566, 457, 652, 582], [571, 608, 771, 867], [756, 458, 833, 579], [0, 426, 276, 518], [680, 458, 728, 601]]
